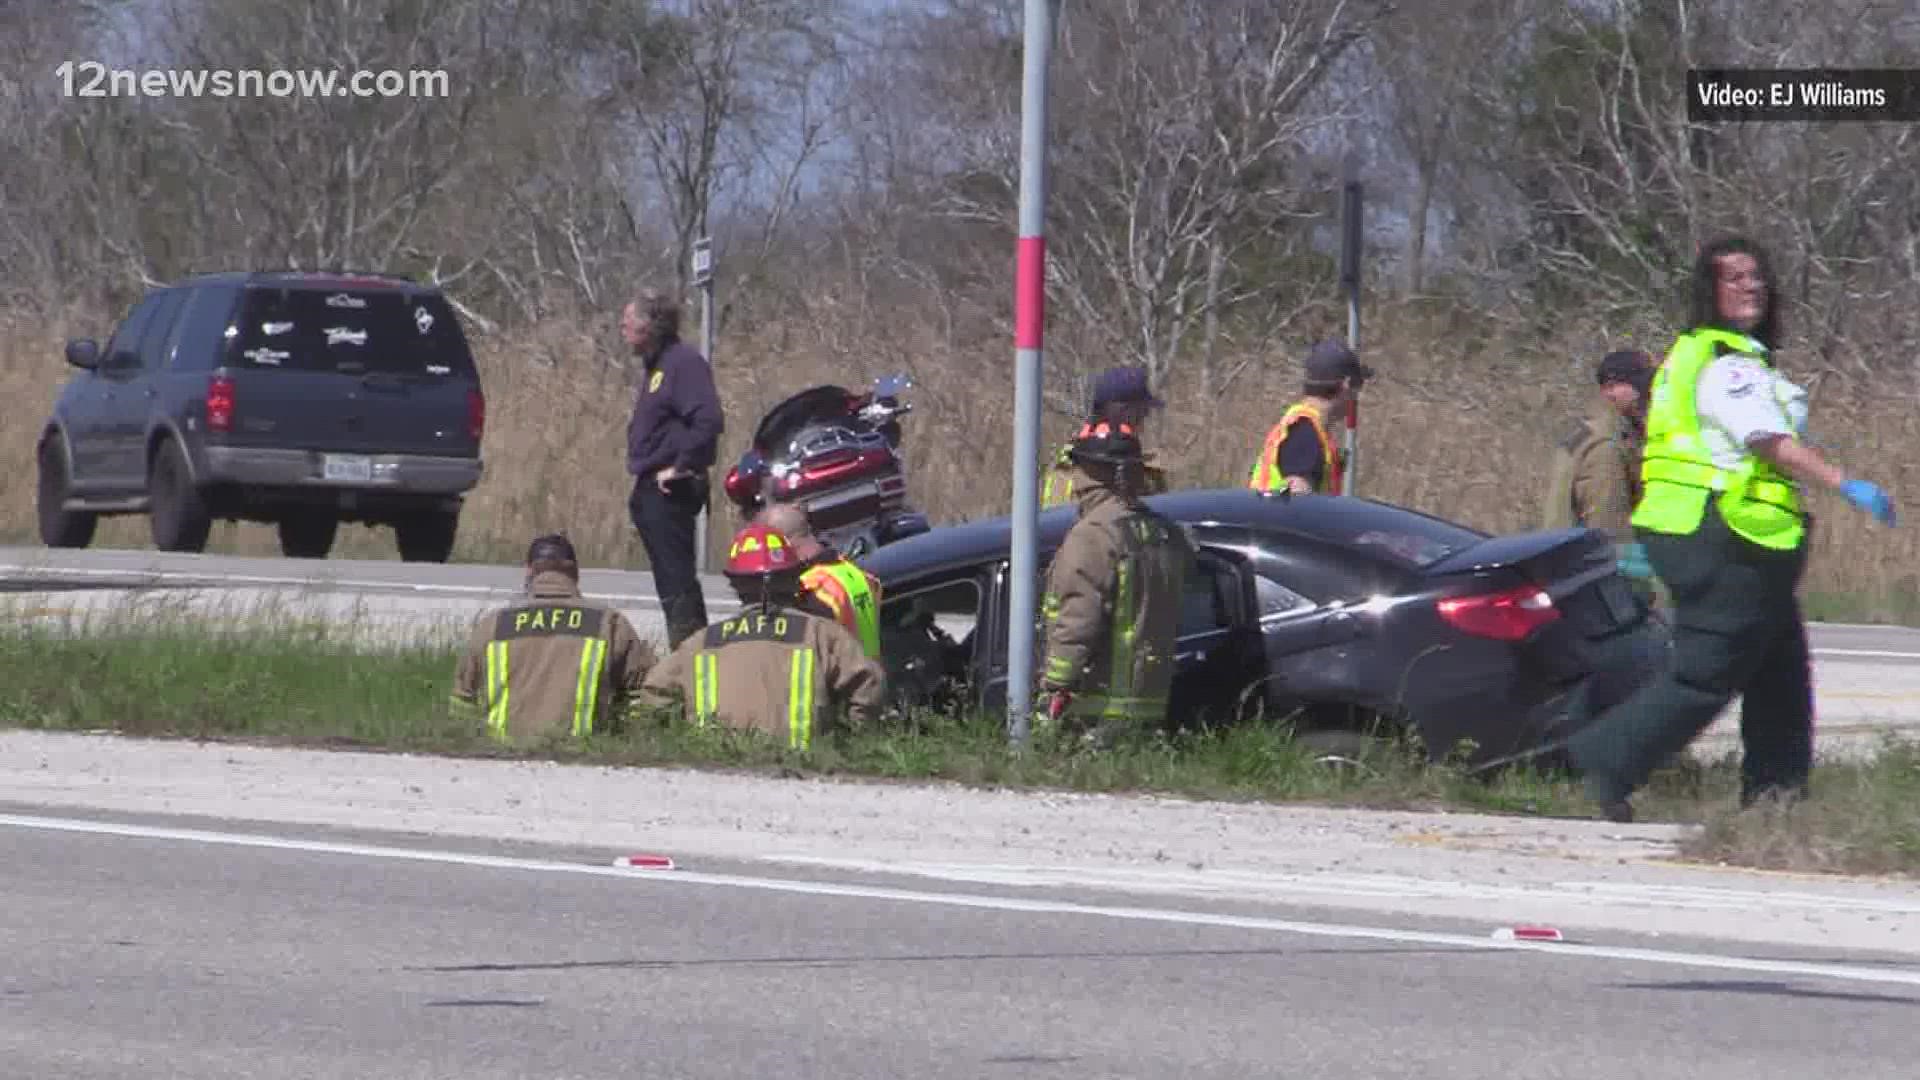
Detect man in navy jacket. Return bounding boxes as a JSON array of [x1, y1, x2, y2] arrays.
[[623, 288, 725, 649]]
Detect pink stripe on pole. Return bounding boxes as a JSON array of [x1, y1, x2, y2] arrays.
[[1016, 235, 1045, 349], [1347, 397, 1358, 429]]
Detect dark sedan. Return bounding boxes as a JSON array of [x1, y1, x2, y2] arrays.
[[859, 487, 1666, 766]]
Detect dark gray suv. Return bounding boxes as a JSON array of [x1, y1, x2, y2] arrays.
[[37, 271, 487, 561]]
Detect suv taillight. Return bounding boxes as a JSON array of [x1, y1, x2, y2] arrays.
[[206, 376, 235, 433], [1436, 585, 1558, 641], [466, 388, 485, 441]]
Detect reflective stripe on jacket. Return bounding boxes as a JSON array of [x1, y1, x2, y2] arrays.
[[1632, 327, 1804, 550], [1249, 401, 1340, 494]]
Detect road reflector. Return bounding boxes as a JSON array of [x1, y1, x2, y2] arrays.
[[612, 854, 675, 870], [1492, 925, 1565, 942]]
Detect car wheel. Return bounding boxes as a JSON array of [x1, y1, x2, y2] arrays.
[[394, 510, 459, 563], [278, 513, 339, 559], [36, 437, 97, 549], [147, 438, 212, 553]]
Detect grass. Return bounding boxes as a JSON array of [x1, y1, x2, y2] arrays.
[[2, 601, 1914, 880], [6, 299, 1920, 625]]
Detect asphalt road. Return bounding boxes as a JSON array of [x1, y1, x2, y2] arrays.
[[2, 809, 1917, 1080]]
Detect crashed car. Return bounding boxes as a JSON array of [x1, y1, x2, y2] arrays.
[[859, 487, 1665, 766]]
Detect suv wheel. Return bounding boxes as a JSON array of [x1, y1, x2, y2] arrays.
[[394, 510, 459, 563], [36, 437, 97, 549], [148, 438, 213, 553], [278, 513, 339, 559]]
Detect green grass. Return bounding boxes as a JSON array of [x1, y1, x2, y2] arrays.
[[0, 610, 1914, 879]]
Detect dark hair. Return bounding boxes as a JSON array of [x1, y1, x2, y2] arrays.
[[1690, 235, 1779, 349], [631, 288, 682, 341]]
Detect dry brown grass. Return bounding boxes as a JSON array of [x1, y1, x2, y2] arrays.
[[7, 299, 1918, 620]]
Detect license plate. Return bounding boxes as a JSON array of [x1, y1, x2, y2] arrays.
[[322, 454, 373, 483]]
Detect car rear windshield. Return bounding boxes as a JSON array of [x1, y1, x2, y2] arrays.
[[228, 286, 474, 376], [1331, 508, 1486, 568]]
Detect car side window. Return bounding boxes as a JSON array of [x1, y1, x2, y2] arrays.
[[1178, 554, 1235, 637], [1254, 574, 1313, 618], [132, 290, 187, 372], [102, 295, 161, 368], [164, 286, 238, 370]]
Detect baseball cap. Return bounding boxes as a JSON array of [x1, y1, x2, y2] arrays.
[[1596, 350, 1650, 386], [1304, 339, 1374, 384], [1090, 366, 1165, 411], [525, 533, 578, 564]]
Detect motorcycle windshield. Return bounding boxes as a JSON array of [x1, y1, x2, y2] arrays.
[[752, 384, 857, 453]]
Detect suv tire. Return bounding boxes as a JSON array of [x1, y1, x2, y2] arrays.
[[148, 437, 213, 553], [394, 510, 459, 563], [36, 436, 97, 549], [278, 512, 339, 559]]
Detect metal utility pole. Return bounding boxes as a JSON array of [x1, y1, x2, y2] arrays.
[[1340, 154, 1363, 497], [692, 236, 715, 573], [1006, 0, 1058, 748]]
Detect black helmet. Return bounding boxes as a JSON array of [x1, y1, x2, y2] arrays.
[[1065, 419, 1145, 467]]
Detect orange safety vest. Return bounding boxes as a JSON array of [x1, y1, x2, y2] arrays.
[[799, 557, 883, 659], [1248, 401, 1341, 495]]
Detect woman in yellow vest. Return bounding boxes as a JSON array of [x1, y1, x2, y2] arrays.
[[1563, 236, 1897, 823]]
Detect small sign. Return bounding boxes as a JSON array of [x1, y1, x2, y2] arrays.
[[691, 237, 713, 287]]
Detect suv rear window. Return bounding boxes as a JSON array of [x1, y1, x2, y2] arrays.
[[229, 286, 474, 376]]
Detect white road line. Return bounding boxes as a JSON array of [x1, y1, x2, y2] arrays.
[[1811, 649, 1920, 660], [0, 565, 746, 610], [1, 811, 1916, 990]]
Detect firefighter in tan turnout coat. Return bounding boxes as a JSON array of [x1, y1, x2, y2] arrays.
[[643, 523, 886, 749], [1036, 419, 1194, 745], [450, 533, 657, 741]]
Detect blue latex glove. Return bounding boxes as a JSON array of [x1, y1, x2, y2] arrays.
[[1842, 479, 1897, 526], [1616, 542, 1653, 581]]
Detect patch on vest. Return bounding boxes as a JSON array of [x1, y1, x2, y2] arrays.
[[704, 610, 809, 647], [1720, 361, 1763, 397], [495, 604, 605, 639]]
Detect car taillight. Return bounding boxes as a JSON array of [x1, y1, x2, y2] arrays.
[[466, 388, 485, 441], [206, 376, 235, 432], [1436, 585, 1559, 641]]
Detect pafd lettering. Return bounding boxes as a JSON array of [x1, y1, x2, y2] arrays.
[[705, 612, 808, 646]]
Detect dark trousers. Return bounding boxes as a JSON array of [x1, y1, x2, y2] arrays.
[[1567, 502, 1813, 807], [630, 473, 710, 649]]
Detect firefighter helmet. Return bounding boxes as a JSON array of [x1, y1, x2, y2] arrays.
[[724, 523, 799, 579], [1065, 419, 1144, 467]]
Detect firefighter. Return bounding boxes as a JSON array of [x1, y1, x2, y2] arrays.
[[758, 500, 884, 660], [1565, 235, 1897, 822], [1248, 339, 1372, 495], [642, 523, 887, 749], [1042, 365, 1171, 508], [449, 533, 657, 741], [1036, 419, 1195, 747], [1542, 349, 1661, 601]]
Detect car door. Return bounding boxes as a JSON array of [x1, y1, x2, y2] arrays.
[[70, 295, 161, 491], [101, 288, 189, 489], [1168, 548, 1265, 728]]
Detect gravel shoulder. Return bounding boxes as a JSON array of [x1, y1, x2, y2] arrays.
[[3, 729, 1917, 960]]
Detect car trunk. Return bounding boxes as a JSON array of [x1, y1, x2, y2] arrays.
[[215, 285, 480, 460], [1422, 527, 1648, 685]]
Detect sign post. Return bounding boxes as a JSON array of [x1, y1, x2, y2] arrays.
[[1006, 0, 1058, 749], [692, 236, 715, 573], [1339, 155, 1363, 497]]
